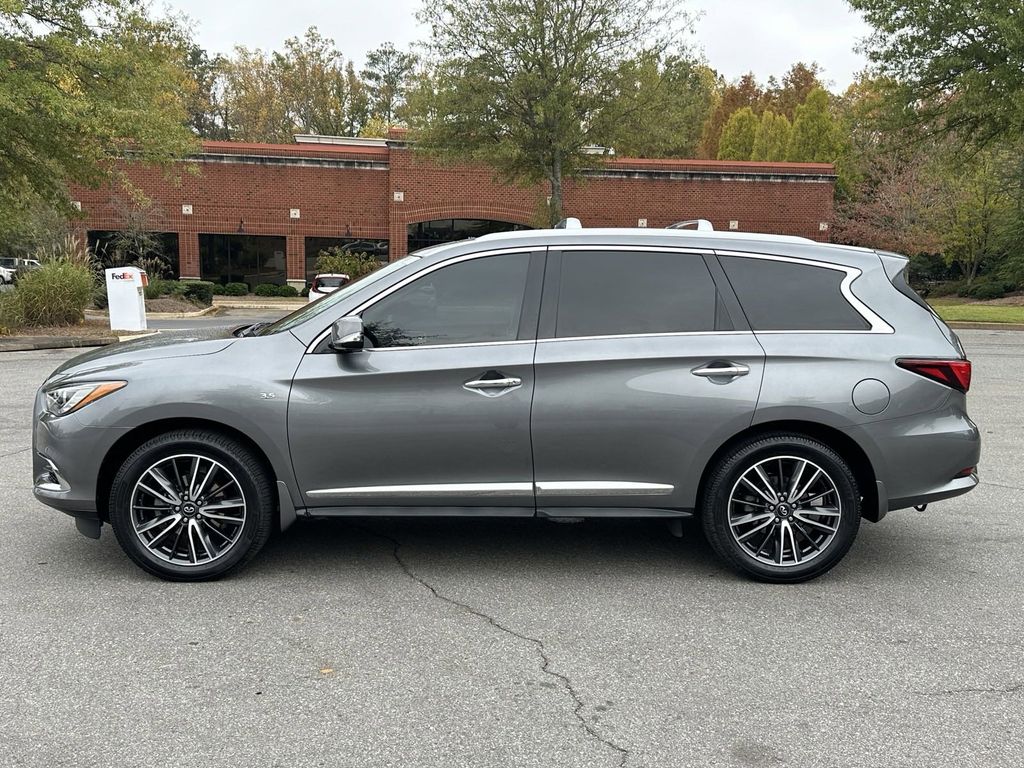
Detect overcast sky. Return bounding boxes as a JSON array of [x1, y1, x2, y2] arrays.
[[162, 0, 873, 90]]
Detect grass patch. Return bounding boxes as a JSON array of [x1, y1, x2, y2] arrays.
[[931, 302, 1024, 324]]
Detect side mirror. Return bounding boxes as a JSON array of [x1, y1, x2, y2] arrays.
[[329, 316, 364, 351]]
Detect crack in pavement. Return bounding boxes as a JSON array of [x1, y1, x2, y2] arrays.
[[982, 480, 1024, 492], [914, 683, 1022, 697], [361, 525, 631, 767], [0, 446, 30, 459]]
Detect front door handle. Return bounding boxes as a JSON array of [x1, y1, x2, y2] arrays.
[[464, 371, 523, 397], [465, 377, 522, 389], [691, 362, 750, 378]]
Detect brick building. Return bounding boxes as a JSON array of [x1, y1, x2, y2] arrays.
[[70, 136, 836, 290]]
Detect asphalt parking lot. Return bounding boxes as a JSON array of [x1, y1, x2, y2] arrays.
[[1, 329, 1021, 768]]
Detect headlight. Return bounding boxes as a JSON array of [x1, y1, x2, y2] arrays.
[[44, 381, 126, 417]]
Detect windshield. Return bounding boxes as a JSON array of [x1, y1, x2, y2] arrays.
[[258, 256, 420, 336]]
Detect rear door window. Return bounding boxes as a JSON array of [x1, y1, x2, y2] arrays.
[[719, 255, 870, 331], [554, 250, 728, 337]]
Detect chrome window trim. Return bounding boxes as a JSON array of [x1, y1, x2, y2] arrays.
[[714, 249, 895, 334], [538, 330, 751, 344], [307, 482, 534, 498], [305, 243, 893, 351], [361, 339, 535, 353], [305, 247, 538, 353]]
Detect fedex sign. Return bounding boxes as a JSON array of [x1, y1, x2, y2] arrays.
[[104, 266, 148, 332]]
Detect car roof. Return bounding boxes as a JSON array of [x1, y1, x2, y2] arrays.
[[476, 226, 820, 246], [417, 227, 881, 270]]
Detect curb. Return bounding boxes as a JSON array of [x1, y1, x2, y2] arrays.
[[213, 297, 305, 310], [0, 336, 118, 352], [946, 321, 1024, 331], [84, 305, 221, 320]]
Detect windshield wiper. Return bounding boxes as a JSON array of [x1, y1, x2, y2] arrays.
[[233, 322, 270, 337]]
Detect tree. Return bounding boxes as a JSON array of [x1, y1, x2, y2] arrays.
[[343, 61, 370, 135], [833, 148, 945, 256], [938, 148, 1017, 284], [275, 28, 354, 136], [219, 28, 367, 141], [220, 46, 291, 142], [183, 45, 230, 139], [765, 62, 824, 119], [411, 0, 692, 225], [0, 0, 197, 218], [787, 87, 840, 162], [597, 53, 717, 159], [717, 107, 758, 160], [362, 43, 418, 124], [699, 73, 763, 158], [849, 0, 1024, 147], [750, 110, 792, 161]]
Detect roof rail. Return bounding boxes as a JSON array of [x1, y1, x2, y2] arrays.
[[554, 217, 583, 229], [667, 219, 714, 231]]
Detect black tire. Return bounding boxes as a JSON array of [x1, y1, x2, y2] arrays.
[[700, 433, 861, 583], [109, 429, 274, 581]]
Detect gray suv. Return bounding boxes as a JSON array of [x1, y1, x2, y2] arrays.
[[33, 227, 980, 582]]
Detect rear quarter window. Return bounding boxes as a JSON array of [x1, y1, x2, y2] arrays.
[[719, 255, 870, 331]]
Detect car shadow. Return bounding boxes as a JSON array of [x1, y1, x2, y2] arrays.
[[249, 515, 723, 581]]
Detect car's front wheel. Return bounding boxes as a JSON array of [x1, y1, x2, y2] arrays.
[[701, 433, 861, 583], [109, 429, 274, 581]]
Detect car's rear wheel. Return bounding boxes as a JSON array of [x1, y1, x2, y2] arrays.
[[701, 433, 861, 583], [109, 429, 274, 581]]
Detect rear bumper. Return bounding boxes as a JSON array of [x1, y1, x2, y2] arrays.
[[846, 402, 980, 518], [889, 472, 979, 512]]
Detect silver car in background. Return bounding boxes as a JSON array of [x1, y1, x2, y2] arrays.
[[32, 227, 979, 582]]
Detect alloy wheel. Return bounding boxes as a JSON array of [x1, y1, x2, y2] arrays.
[[727, 455, 842, 567], [130, 454, 247, 566]]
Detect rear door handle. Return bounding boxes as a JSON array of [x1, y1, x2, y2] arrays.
[[691, 362, 750, 378]]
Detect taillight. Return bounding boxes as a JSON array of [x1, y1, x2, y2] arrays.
[[896, 358, 972, 393]]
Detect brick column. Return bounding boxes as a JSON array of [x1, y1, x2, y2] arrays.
[[179, 231, 200, 280], [286, 235, 306, 290]]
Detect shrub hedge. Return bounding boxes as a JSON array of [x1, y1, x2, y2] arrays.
[[182, 281, 216, 306], [254, 283, 298, 297]]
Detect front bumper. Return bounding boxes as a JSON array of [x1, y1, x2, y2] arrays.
[[32, 391, 125, 519]]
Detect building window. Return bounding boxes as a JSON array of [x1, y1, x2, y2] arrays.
[[198, 234, 286, 290], [304, 237, 389, 283], [407, 219, 531, 253], [87, 231, 180, 279]]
